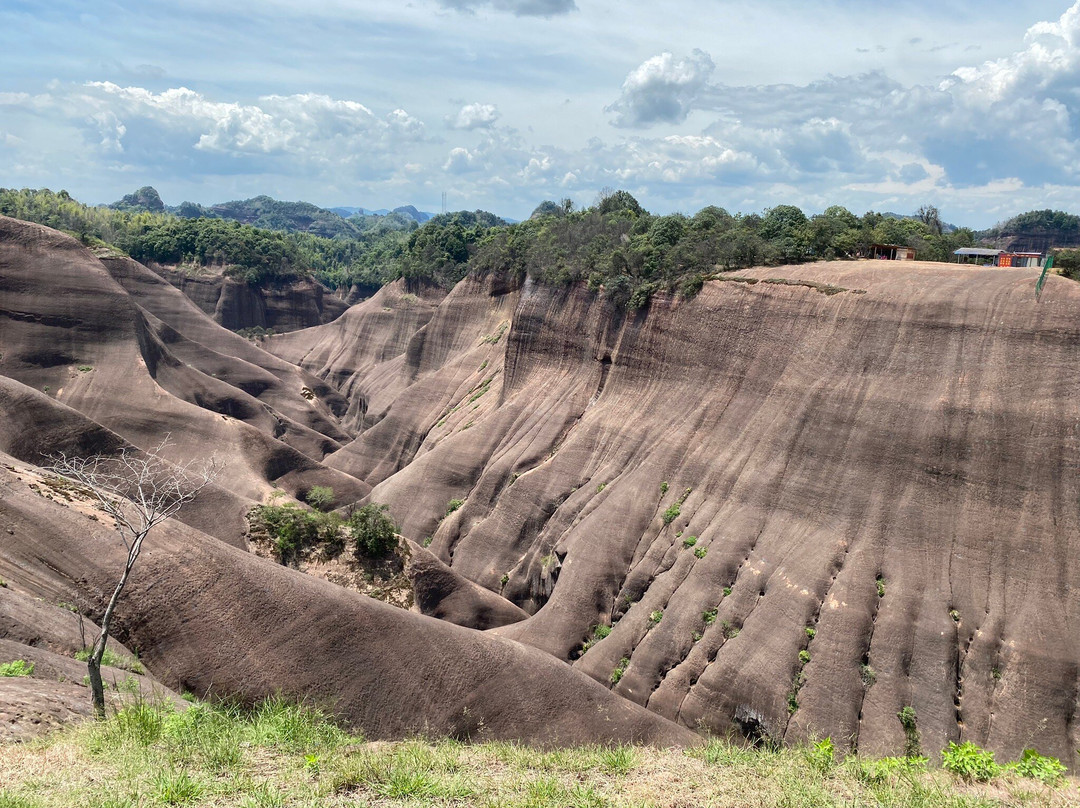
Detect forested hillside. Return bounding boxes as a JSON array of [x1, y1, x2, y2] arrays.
[[981, 210, 1080, 252], [14, 187, 1078, 311]]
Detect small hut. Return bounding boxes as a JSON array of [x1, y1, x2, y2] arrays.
[[954, 247, 1004, 265], [869, 244, 916, 261]]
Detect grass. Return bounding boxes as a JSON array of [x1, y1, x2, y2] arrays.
[[74, 648, 144, 675], [0, 700, 1076, 808]]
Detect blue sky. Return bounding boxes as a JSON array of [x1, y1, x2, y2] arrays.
[[1, 0, 1078, 227]]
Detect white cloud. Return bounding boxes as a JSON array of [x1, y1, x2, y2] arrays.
[[446, 102, 500, 130], [606, 49, 715, 127], [444, 146, 481, 173]]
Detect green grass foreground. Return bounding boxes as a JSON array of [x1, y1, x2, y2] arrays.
[[0, 699, 1076, 808]]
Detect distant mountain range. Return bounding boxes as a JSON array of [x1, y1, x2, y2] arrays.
[[110, 187, 439, 238]]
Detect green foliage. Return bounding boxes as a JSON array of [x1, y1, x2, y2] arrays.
[[580, 624, 611, 655], [897, 706, 921, 758], [941, 741, 1001, 783], [848, 755, 928, 785], [304, 486, 335, 512], [694, 546, 708, 559], [348, 503, 398, 559], [75, 648, 144, 674], [682, 535, 698, 548], [805, 627, 816, 640], [799, 650, 811, 665], [1054, 247, 1080, 280], [595, 483, 606, 493], [153, 769, 202, 805], [396, 210, 506, 288], [248, 503, 343, 565], [876, 575, 886, 598], [662, 502, 681, 525], [597, 745, 637, 775], [805, 737, 835, 773], [949, 609, 961, 623], [445, 498, 465, 516], [649, 609, 664, 625], [610, 657, 630, 685], [702, 609, 718, 625], [1011, 748, 1066, 785], [723, 586, 732, 597], [0, 659, 33, 677], [660, 481, 669, 495]]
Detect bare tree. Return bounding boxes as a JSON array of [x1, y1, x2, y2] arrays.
[[48, 438, 218, 717], [917, 205, 943, 236]]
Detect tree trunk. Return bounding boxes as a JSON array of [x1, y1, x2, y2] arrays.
[[87, 647, 106, 718]]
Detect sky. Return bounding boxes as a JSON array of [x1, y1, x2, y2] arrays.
[[1, 0, 1079, 227]]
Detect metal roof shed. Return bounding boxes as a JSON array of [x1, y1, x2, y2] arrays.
[[954, 248, 1004, 265]]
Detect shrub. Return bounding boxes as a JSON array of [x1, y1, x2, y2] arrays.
[[445, 498, 465, 516], [0, 660, 33, 677], [799, 650, 811, 665], [682, 535, 698, 548], [1012, 748, 1066, 785], [249, 503, 342, 564], [806, 737, 835, 773], [723, 586, 732, 597], [610, 657, 630, 685], [649, 610, 663, 625], [702, 609, 717, 625], [805, 627, 816, 640], [694, 546, 707, 559], [349, 504, 398, 559], [581, 624, 611, 654], [875, 576, 886, 598], [662, 503, 681, 525], [941, 741, 1001, 783], [897, 706, 921, 757], [305, 486, 335, 512]]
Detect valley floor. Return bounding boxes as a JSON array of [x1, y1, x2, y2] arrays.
[[0, 700, 1075, 808]]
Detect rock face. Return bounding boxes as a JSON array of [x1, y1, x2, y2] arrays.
[[0, 216, 364, 540], [0, 456, 695, 748], [267, 262, 1080, 762], [152, 266, 348, 333], [4, 212, 1080, 759]]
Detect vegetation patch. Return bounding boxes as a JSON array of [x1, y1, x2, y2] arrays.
[[74, 648, 144, 675], [0, 700, 1075, 808], [0, 659, 34, 677]]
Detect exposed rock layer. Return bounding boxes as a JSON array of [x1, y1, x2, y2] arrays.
[[268, 262, 1080, 762], [4, 213, 1080, 759], [153, 265, 348, 333]]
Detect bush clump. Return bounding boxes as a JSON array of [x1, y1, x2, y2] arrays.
[[349, 503, 399, 559], [249, 502, 342, 565], [941, 741, 1001, 783], [0, 659, 34, 677]]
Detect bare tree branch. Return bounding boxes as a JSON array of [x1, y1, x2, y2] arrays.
[[47, 436, 220, 717]]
